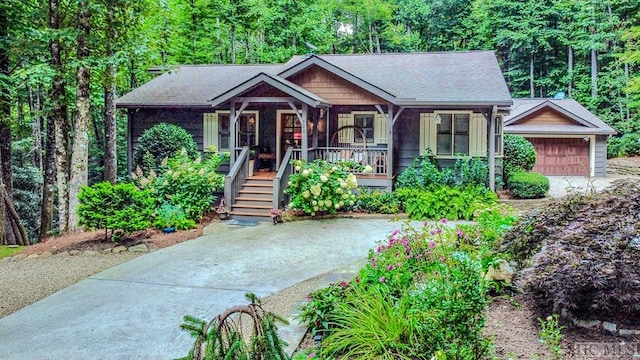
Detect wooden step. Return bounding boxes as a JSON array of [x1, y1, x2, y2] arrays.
[[231, 203, 272, 210], [242, 182, 274, 188]]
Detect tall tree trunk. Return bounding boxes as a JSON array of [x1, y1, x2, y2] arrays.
[[28, 87, 44, 171], [231, 25, 236, 63], [530, 53, 535, 98], [568, 46, 573, 97], [39, 112, 56, 239], [103, 2, 117, 183], [49, 0, 70, 234], [68, 0, 91, 231], [591, 49, 598, 98]]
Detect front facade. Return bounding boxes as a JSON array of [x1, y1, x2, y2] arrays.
[[504, 99, 616, 177], [117, 52, 512, 217]]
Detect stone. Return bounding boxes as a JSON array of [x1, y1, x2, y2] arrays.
[[112, 246, 127, 253], [69, 250, 81, 256], [26, 254, 40, 260], [1, 257, 11, 262], [40, 252, 53, 258], [11, 254, 27, 261], [55, 251, 69, 257], [100, 248, 113, 254], [128, 244, 149, 253], [619, 329, 640, 336], [484, 259, 515, 284], [83, 250, 98, 257], [573, 319, 601, 330], [602, 321, 617, 333]]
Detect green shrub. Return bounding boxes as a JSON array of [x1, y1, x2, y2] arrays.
[[503, 134, 536, 176], [133, 123, 198, 171], [77, 182, 155, 242], [508, 171, 549, 199], [355, 189, 400, 214], [153, 203, 196, 230], [285, 159, 361, 215], [514, 179, 640, 324], [395, 154, 454, 190], [607, 132, 640, 158], [453, 156, 489, 188], [395, 185, 497, 221]]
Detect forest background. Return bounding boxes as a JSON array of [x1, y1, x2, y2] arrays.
[[1, 0, 639, 245]]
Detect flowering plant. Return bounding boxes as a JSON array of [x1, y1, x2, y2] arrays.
[[269, 208, 283, 218], [215, 199, 229, 214]]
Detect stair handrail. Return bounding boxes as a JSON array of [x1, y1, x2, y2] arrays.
[[273, 147, 294, 209], [224, 147, 250, 210]]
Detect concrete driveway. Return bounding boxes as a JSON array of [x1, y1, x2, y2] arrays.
[[546, 174, 639, 198], [0, 218, 405, 359]]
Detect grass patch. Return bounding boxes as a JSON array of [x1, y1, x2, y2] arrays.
[[0, 245, 24, 259]]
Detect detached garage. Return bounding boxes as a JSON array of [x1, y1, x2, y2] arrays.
[[504, 98, 616, 177]]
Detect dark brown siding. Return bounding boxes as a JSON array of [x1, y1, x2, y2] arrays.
[[289, 66, 386, 105], [131, 108, 206, 151], [514, 109, 576, 126]]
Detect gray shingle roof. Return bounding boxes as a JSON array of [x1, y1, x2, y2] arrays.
[[504, 98, 616, 135], [116, 51, 512, 107]]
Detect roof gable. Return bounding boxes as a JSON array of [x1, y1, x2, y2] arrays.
[[512, 108, 580, 126]]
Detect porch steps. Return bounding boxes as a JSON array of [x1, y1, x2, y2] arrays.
[[230, 177, 273, 221]]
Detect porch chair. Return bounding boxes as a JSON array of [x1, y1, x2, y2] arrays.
[[327, 125, 368, 164]]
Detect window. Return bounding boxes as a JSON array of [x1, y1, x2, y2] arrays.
[[354, 113, 375, 143], [436, 112, 469, 156], [204, 111, 258, 151], [495, 115, 503, 156], [218, 113, 230, 150]]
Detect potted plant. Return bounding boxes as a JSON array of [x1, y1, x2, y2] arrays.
[[154, 203, 195, 233], [216, 198, 230, 220], [269, 208, 283, 225]]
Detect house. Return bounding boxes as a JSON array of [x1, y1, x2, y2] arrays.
[[504, 98, 616, 177], [116, 51, 512, 218]]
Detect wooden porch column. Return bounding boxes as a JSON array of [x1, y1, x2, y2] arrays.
[[126, 108, 133, 174], [230, 101, 236, 163], [488, 106, 496, 192], [301, 104, 308, 161], [386, 104, 394, 179]]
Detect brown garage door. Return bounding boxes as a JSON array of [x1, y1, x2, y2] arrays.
[[527, 138, 590, 176]]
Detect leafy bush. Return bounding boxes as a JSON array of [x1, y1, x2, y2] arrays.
[[285, 159, 361, 215], [607, 132, 640, 158], [453, 156, 489, 188], [133, 123, 198, 171], [134, 150, 227, 221], [503, 134, 536, 176], [355, 189, 400, 214], [504, 179, 640, 324], [77, 182, 155, 241], [153, 203, 196, 230], [395, 185, 497, 220], [507, 171, 549, 199], [300, 221, 492, 359], [396, 154, 490, 192]]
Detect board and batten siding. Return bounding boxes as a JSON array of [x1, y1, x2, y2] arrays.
[[594, 135, 608, 177], [202, 112, 219, 151], [131, 108, 206, 152], [336, 111, 388, 144]]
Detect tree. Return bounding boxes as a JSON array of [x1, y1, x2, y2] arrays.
[[103, 0, 118, 183]]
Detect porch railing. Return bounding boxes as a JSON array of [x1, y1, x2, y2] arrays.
[[273, 147, 294, 209], [224, 147, 250, 209], [314, 147, 389, 176]]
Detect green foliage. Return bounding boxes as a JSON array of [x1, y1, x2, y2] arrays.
[[507, 171, 549, 199], [453, 156, 490, 188], [132, 123, 198, 171], [285, 160, 360, 216], [178, 293, 290, 360], [77, 182, 155, 242], [503, 135, 536, 176], [505, 179, 640, 324], [396, 154, 490, 191], [395, 186, 497, 221], [355, 189, 400, 214], [12, 165, 42, 244], [607, 132, 640, 158], [0, 245, 24, 259], [300, 221, 493, 360], [153, 203, 196, 230], [134, 150, 227, 221], [537, 314, 564, 360]]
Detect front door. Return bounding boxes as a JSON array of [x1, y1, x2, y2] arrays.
[[276, 110, 302, 169]]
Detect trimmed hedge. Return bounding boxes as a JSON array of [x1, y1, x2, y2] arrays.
[[503, 135, 536, 176], [508, 171, 549, 199]]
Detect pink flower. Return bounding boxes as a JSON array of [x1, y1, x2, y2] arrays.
[[441, 257, 446, 263], [441, 218, 448, 224], [307, 352, 316, 359], [391, 229, 399, 236], [371, 257, 377, 268], [379, 276, 386, 283], [340, 280, 348, 287], [406, 255, 412, 259], [423, 221, 428, 227], [387, 264, 394, 270], [356, 277, 361, 283], [430, 230, 437, 235], [457, 229, 464, 237], [397, 262, 402, 267], [429, 241, 435, 248]]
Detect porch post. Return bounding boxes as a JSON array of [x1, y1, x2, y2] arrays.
[[230, 101, 236, 163], [127, 108, 133, 174], [488, 106, 496, 192], [301, 104, 308, 161], [386, 104, 394, 179]]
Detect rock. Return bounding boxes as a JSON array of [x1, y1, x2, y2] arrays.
[[484, 259, 515, 284], [603, 321, 617, 333], [40, 252, 53, 258], [11, 254, 27, 261], [128, 244, 148, 253], [55, 251, 69, 257], [83, 250, 98, 257], [573, 319, 601, 330], [26, 254, 40, 260], [100, 248, 112, 254], [620, 329, 640, 336], [68, 250, 81, 256], [1, 257, 11, 262], [112, 246, 127, 253]]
